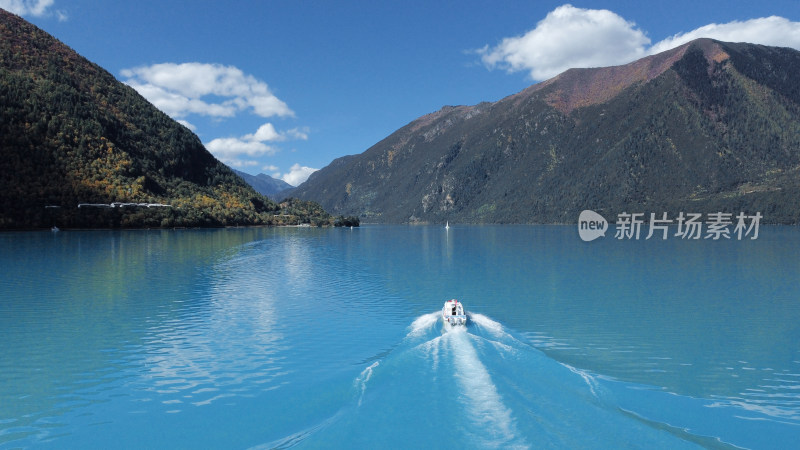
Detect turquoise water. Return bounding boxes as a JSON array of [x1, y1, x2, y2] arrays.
[[1, 225, 799, 448]]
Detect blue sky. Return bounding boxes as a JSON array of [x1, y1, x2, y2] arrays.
[[4, 1, 800, 185]]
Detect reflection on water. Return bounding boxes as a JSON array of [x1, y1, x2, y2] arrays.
[[1, 226, 799, 448], [362, 226, 800, 412], [0, 229, 279, 441]]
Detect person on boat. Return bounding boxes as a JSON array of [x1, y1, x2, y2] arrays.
[[452, 304, 457, 315]]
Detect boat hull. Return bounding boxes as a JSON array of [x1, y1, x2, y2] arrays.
[[442, 299, 467, 325], [443, 314, 467, 326]]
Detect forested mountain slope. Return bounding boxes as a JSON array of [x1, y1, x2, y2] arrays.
[[0, 9, 335, 228], [293, 39, 800, 224]]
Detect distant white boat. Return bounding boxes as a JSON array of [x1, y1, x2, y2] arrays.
[[445, 221, 450, 230], [442, 299, 467, 326], [51, 226, 60, 232]]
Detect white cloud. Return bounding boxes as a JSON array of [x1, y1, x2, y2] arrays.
[[176, 119, 196, 131], [221, 158, 260, 169], [244, 123, 282, 142], [479, 4, 649, 80], [121, 62, 293, 119], [0, 0, 66, 20], [285, 127, 310, 141], [205, 123, 308, 169], [120, 61, 314, 181], [0, 0, 51, 16], [124, 80, 237, 118], [205, 137, 276, 158], [479, 4, 800, 81], [206, 123, 281, 160], [648, 16, 800, 55], [281, 164, 318, 187]]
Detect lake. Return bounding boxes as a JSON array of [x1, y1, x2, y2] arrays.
[[1, 225, 799, 448]]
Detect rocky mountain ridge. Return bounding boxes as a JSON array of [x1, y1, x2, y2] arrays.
[[291, 38, 800, 224]]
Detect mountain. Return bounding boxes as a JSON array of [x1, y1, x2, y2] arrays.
[[0, 9, 337, 229], [233, 170, 293, 199], [292, 39, 800, 224]]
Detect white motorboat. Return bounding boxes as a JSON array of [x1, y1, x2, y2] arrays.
[[442, 299, 467, 326]]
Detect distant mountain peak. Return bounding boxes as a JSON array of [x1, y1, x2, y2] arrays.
[[293, 39, 800, 224], [233, 170, 292, 199], [516, 38, 730, 115]]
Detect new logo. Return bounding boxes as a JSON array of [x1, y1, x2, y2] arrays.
[[578, 210, 608, 242]]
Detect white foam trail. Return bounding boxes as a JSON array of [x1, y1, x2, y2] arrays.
[[428, 335, 441, 373], [355, 361, 380, 407], [489, 339, 516, 354], [567, 365, 601, 400], [470, 313, 510, 340], [447, 327, 523, 447], [408, 312, 440, 337], [469, 312, 503, 330], [470, 313, 532, 355], [355, 312, 442, 406]]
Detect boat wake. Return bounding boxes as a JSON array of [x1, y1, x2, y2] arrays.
[[262, 311, 708, 449], [355, 361, 379, 407], [444, 325, 522, 447]]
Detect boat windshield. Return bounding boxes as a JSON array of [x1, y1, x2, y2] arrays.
[[447, 302, 462, 315]]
